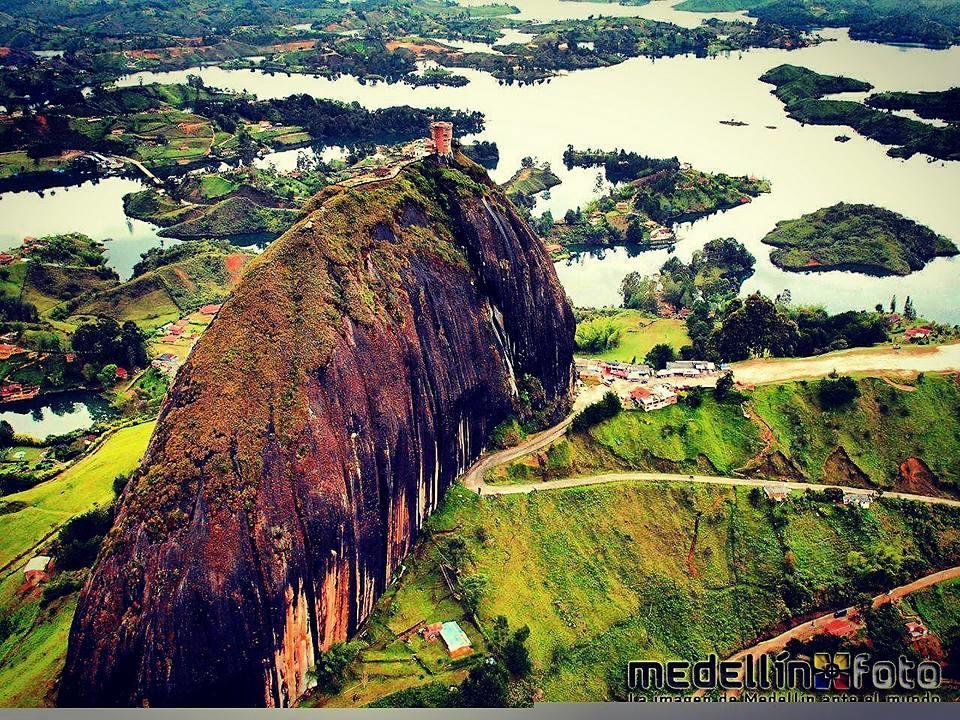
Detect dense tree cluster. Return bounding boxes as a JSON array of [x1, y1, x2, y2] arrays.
[[681, 291, 890, 363], [621, 238, 755, 314], [571, 391, 621, 433], [54, 505, 115, 569], [710, 294, 800, 361], [71, 317, 148, 370], [196, 94, 484, 146], [562, 146, 679, 183], [817, 375, 860, 408]]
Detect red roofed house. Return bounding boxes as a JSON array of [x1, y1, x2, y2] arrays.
[[200, 304, 222, 315], [421, 622, 443, 641], [905, 620, 929, 640], [0, 343, 26, 361], [628, 384, 678, 412], [115, 367, 129, 380], [22, 556, 53, 587], [0, 252, 15, 265], [905, 327, 932, 341], [763, 484, 790, 502]]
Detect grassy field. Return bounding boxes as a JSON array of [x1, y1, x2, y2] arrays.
[[0, 590, 77, 707], [586, 396, 762, 474], [749, 374, 960, 489], [321, 481, 960, 705], [576, 311, 691, 363], [905, 578, 960, 639], [0, 152, 69, 180], [0, 422, 155, 572], [0, 421, 155, 707]]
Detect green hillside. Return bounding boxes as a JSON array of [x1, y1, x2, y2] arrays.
[[73, 242, 254, 329], [566, 375, 960, 493], [319, 481, 960, 705], [0, 422, 155, 708]]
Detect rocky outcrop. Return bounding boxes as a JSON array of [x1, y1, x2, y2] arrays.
[[59, 154, 575, 707]]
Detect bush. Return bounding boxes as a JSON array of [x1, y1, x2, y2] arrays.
[[544, 440, 573, 478], [0, 420, 14, 448], [370, 682, 453, 708], [41, 576, 84, 606], [574, 317, 622, 353], [644, 343, 676, 371], [502, 626, 532, 677], [309, 641, 364, 692], [54, 505, 114, 569], [460, 574, 488, 616], [489, 418, 526, 450], [682, 388, 705, 409], [571, 391, 621, 433], [713, 373, 734, 400], [817, 376, 860, 408], [459, 661, 510, 707], [112, 472, 131, 496]]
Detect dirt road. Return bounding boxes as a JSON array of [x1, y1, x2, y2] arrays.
[[732, 344, 960, 386], [462, 416, 573, 493], [698, 565, 960, 698], [467, 468, 960, 508]]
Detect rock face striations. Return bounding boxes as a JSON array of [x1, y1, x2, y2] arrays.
[[59, 154, 575, 707]]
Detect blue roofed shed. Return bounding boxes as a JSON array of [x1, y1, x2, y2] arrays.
[[439, 621, 473, 658]]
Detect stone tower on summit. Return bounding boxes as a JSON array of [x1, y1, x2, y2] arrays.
[[430, 121, 453, 156]]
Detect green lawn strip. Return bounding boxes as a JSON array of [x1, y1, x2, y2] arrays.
[[577, 312, 691, 363], [0, 422, 155, 572], [587, 398, 762, 474], [0, 595, 76, 707]]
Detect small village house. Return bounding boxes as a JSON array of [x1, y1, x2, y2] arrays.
[[628, 385, 678, 412], [905, 619, 929, 640], [763, 484, 790, 502], [421, 621, 443, 641], [22, 556, 52, 586], [439, 621, 473, 659], [842, 492, 872, 509]]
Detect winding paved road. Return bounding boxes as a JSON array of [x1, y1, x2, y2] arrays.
[[465, 462, 960, 508]]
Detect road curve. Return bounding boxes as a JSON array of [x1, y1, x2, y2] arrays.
[[461, 415, 573, 493]]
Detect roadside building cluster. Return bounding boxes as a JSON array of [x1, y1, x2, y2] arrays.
[[576, 357, 726, 411]]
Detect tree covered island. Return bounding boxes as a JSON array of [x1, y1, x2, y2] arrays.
[[762, 202, 958, 276], [761, 65, 960, 161], [547, 148, 769, 253]]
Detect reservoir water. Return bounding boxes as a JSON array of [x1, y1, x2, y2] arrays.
[[0, 390, 116, 440], [0, 177, 172, 280], [7, 0, 960, 318]]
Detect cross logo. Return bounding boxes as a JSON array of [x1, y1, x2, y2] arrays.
[[814, 652, 850, 691]]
